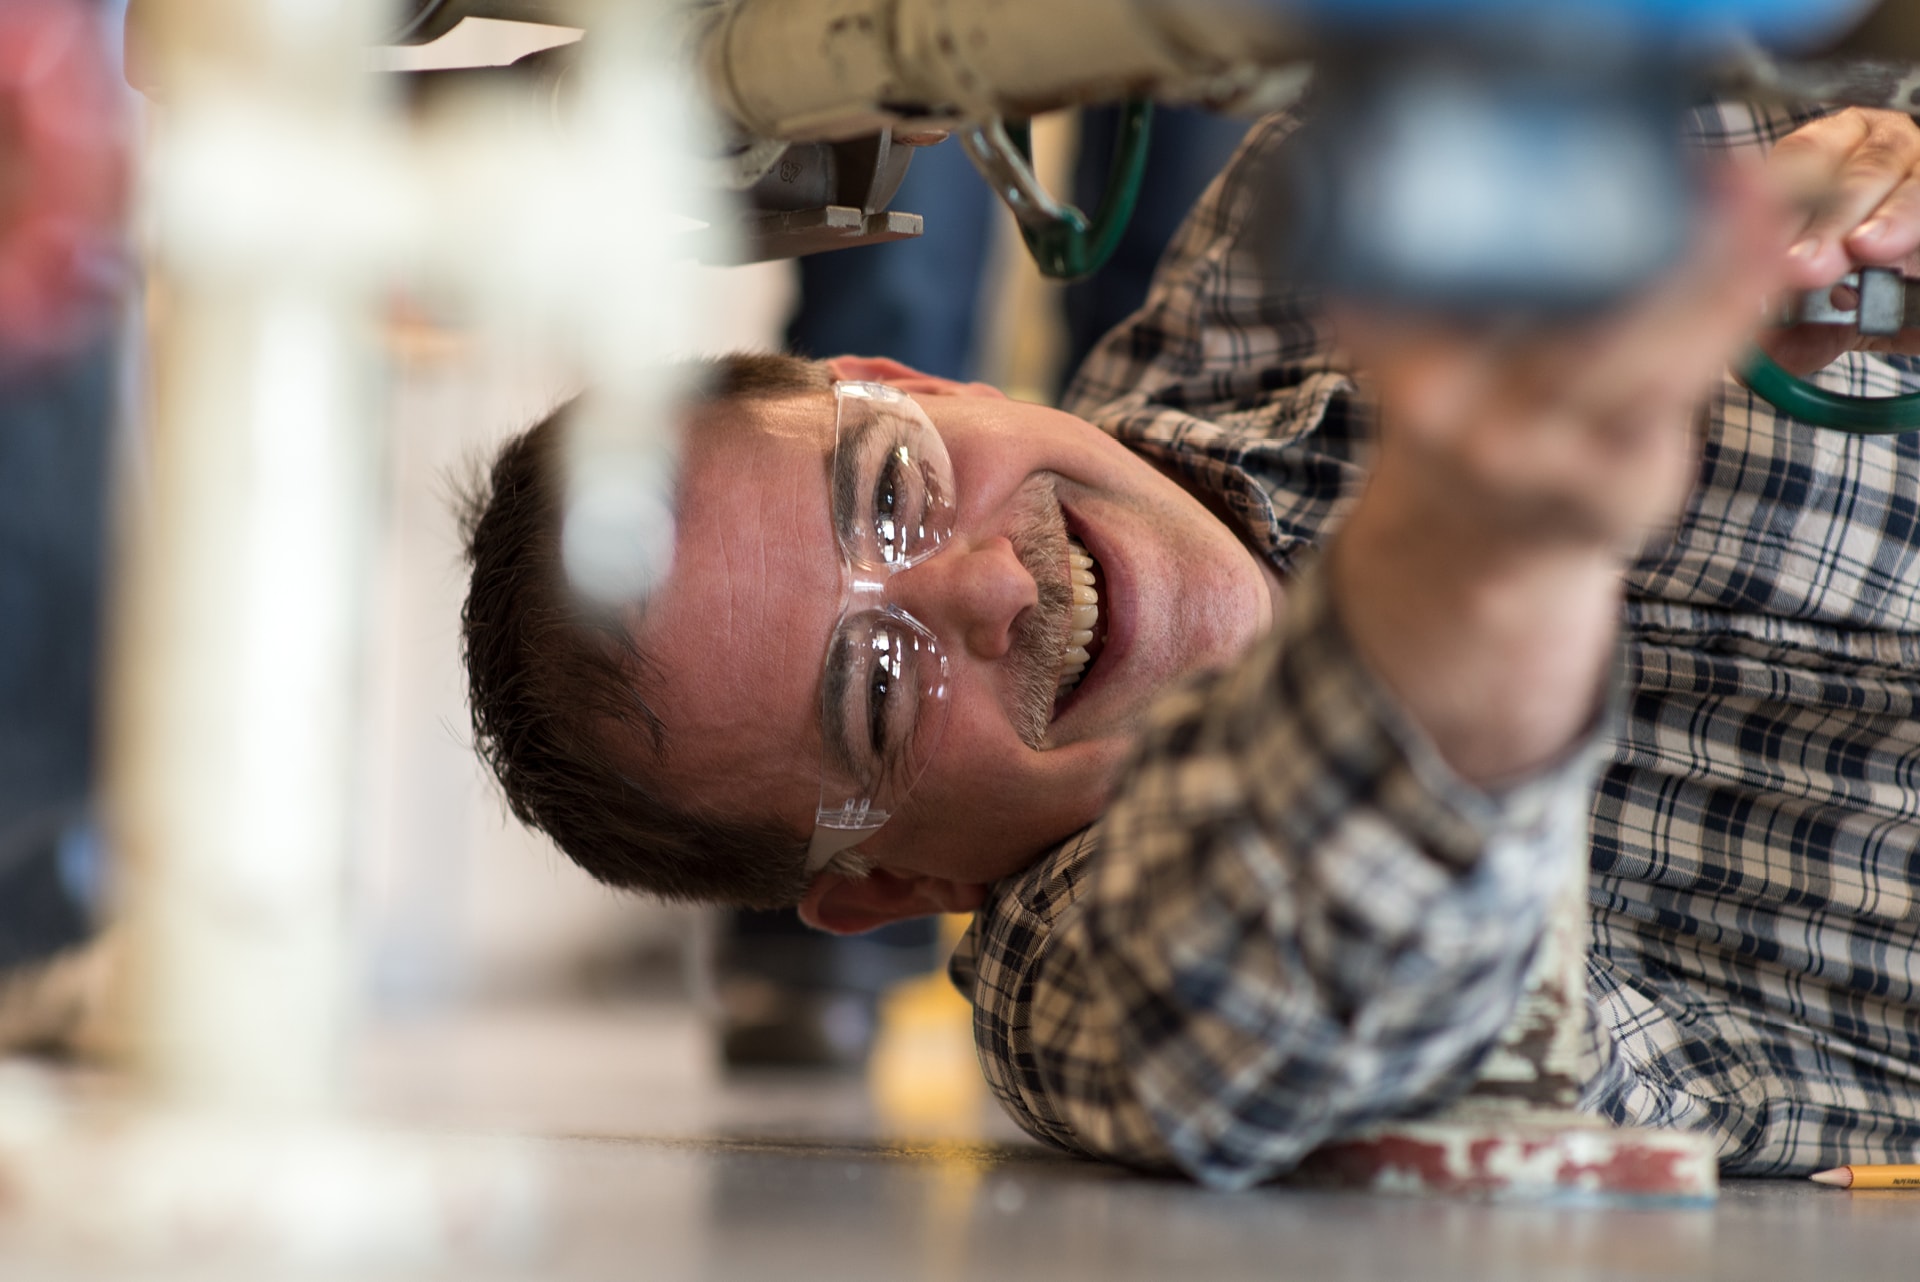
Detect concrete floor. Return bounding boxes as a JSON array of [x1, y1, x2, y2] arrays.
[[356, 1001, 1920, 1281], [4, 999, 1917, 1280]]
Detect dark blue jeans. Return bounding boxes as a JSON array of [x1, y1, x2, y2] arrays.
[[786, 137, 998, 382], [1060, 105, 1250, 392], [0, 340, 115, 970]]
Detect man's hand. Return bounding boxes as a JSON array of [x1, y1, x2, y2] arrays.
[[1327, 168, 1788, 788], [1761, 107, 1920, 377]]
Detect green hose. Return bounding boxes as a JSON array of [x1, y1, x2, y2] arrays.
[[1004, 101, 1153, 282], [1738, 348, 1920, 435]]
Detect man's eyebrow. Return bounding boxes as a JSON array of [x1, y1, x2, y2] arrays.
[[829, 404, 885, 546], [819, 632, 856, 776]]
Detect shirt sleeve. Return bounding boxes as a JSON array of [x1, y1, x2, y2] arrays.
[[976, 562, 1608, 1189]]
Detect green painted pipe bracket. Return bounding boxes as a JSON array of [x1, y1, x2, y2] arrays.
[[958, 101, 1153, 282]]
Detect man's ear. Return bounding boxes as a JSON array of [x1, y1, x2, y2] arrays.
[[823, 354, 1006, 401], [797, 867, 988, 935]]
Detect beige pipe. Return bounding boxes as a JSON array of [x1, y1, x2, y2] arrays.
[[109, 0, 385, 1113], [700, 0, 1307, 142]]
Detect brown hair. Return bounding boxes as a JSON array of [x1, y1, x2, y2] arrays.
[[458, 353, 839, 908]]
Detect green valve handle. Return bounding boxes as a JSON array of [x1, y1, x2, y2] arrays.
[[959, 101, 1153, 283], [1738, 348, 1920, 435], [1739, 270, 1920, 433]]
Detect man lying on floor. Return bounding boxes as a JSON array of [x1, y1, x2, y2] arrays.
[[458, 103, 1920, 1187]]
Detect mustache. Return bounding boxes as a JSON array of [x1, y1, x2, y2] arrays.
[[1006, 477, 1074, 749]]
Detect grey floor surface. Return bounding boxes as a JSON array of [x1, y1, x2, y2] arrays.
[[2, 1000, 1916, 1280]]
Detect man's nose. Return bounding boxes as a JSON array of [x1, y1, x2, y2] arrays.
[[886, 536, 1036, 660]]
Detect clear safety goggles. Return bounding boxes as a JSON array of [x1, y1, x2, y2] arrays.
[[805, 382, 959, 873]]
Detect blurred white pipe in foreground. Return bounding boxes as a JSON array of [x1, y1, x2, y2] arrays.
[[46, 0, 715, 1264], [117, 0, 715, 1115], [112, 0, 386, 1117]]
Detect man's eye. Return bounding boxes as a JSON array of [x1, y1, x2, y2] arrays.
[[873, 449, 909, 561], [867, 652, 894, 757]]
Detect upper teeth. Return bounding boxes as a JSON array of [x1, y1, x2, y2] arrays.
[[1059, 536, 1099, 696]]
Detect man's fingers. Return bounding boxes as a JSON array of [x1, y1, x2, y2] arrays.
[[1761, 111, 1920, 377], [1758, 324, 1856, 377], [1768, 109, 1868, 225], [1857, 331, 1920, 361], [1811, 120, 1919, 261], [1845, 166, 1920, 265], [1777, 110, 1920, 288]]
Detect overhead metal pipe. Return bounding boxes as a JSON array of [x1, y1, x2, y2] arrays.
[[697, 0, 1308, 144]]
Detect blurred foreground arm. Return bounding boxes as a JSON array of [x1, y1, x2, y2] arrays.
[[1331, 167, 1788, 786]]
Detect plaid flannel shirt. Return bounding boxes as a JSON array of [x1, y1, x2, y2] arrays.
[[948, 100, 1920, 1189]]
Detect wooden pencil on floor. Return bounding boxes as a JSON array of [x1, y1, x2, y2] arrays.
[[1809, 1165, 1920, 1189]]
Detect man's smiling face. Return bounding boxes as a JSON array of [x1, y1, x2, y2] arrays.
[[628, 357, 1277, 930]]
